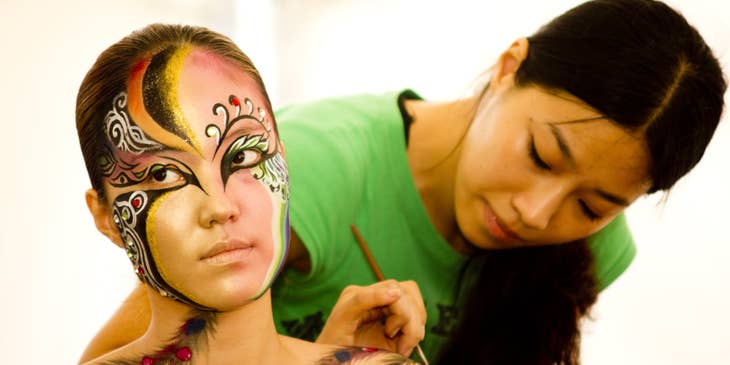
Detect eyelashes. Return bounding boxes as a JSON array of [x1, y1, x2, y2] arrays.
[[148, 164, 185, 184], [220, 134, 271, 184], [529, 134, 551, 171], [130, 162, 194, 191], [578, 199, 600, 221], [528, 133, 601, 221]]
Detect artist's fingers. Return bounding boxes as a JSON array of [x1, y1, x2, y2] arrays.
[[317, 281, 402, 345], [383, 281, 426, 356], [400, 280, 427, 323], [395, 313, 426, 356], [338, 280, 402, 322]]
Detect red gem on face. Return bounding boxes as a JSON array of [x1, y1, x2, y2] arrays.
[[136, 266, 144, 275], [231, 96, 240, 106], [175, 347, 192, 361], [132, 197, 141, 208], [141, 356, 155, 365]]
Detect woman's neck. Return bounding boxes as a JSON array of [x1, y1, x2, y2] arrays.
[[405, 96, 479, 252], [136, 290, 300, 365]]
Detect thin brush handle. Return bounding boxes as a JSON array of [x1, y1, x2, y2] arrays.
[[350, 224, 430, 365]]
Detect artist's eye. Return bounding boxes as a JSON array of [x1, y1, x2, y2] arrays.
[[231, 149, 262, 168], [529, 134, 551, 171], [578, 199, 601, 221]]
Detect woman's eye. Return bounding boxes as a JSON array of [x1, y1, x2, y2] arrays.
[[578, 199, 601, 221], [529, 135, 552, 171], [150, 167, 183, 184], [231, 149, 262, 167]]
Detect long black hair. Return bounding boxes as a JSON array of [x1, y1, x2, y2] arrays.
[[437, 1, 726, 364]]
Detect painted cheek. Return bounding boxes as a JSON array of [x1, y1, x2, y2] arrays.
[[112, 188, 214, 310], [222, 157, 289, 299]]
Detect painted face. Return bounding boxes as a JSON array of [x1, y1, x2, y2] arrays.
[[100, 46, 289, 311], [454, 84, 650, 249]]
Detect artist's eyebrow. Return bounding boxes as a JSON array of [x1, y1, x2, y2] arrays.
[[595, 189, 630, 207], [545, 121, 629, 207], [548, 124, 576, 168], [547, 116, 605, 169]]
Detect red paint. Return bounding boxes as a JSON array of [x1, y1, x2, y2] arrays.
[[130, 59, 150, 80], [175, 347, 192, 361]]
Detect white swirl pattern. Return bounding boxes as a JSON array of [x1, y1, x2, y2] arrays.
[[105, 92, 163, 154]]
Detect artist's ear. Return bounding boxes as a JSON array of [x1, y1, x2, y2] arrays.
[[487, 37, 529, 94], [85, 188, 123, 248]]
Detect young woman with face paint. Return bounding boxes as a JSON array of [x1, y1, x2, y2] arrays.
[[77, 24, 420, 365], [81, 0, 727, 364]]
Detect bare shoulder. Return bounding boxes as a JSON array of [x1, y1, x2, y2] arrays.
[[79, 341, 148, 365], [280, 336, 418, 365], [314, 346, 419, 365]]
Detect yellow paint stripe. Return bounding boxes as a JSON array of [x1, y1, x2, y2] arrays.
[[146, 192, 207, 305], [163, 45, 202, 154], [127, 60, 195, 154]]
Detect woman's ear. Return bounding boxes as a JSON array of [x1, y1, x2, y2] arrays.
[[487, 37, 529, 93], [85, 188, 124, 248]]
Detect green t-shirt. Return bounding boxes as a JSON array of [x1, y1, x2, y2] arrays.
[[271, 90, 636, 360]]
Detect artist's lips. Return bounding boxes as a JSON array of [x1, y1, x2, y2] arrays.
[[201, 239, 253, 265], [483, 203, 522, 244]]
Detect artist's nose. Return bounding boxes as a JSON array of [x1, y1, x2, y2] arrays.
[[512, 181, 567, 230]]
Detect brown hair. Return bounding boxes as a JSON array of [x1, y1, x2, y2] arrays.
[[75, 23, 271, 200]]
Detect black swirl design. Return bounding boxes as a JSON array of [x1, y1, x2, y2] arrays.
[[205, 95, 271, 155], [112, 190, 213, 311]]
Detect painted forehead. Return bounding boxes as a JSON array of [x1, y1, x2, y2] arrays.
[[127, 46, 271, 148], [99, 46, 274, 185]]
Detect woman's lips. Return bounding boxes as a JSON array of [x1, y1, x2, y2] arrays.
[[202, 239, 253, 265], [483, 203, 521, 244]]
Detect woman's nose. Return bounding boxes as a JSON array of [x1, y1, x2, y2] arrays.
[[511, 181, 567, 230], [198, 188, 240, 228]]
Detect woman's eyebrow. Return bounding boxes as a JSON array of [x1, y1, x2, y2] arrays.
[[212, 122, 267, 156]]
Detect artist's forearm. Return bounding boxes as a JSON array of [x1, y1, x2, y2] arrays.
[[78, 284, 151, 363]]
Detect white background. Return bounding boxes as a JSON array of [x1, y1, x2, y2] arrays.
[[1, 1, 728, 364]]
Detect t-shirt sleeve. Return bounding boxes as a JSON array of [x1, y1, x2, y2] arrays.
[[587, 212, 636, 291], [276, 101, 369, 282]]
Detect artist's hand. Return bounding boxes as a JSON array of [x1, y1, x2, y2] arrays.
[[316, 280, 427, 357]]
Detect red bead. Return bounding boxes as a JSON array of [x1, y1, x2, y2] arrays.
[[141, 357, 155, 365], [136, 266, 144, 275], [132, 197, 141, 208], [175, 347, 192, 361], [231, 96, 240, 106]]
